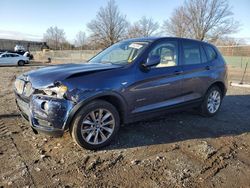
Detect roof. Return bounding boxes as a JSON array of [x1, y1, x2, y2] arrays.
[[122, 36, 211, 45]]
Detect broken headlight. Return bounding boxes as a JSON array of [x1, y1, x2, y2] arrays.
[[43, 84, 68, 99]]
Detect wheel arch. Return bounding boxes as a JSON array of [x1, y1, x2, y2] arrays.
[[63, 92, 128, 130], [208, 81, 226, 97]]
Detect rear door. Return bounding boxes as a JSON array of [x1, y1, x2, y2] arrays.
[[180, 39, 212, 102], [131, 39, 183, 113]]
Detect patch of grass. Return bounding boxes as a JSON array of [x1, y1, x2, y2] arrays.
[[223, 56, 250, 68]]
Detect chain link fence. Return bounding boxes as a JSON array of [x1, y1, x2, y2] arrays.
[[30, 45, 250, 84], [31, 50, 100, 63], [217, 45, 250, 84]]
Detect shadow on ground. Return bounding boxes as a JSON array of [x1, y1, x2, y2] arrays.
[[106, 94, 250, 150], [0, 113, 21, 119]]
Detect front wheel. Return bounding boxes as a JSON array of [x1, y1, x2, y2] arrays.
[[70, 100, 120, 150], [199, 86, 222, 117], [18, 60, 25, 66]]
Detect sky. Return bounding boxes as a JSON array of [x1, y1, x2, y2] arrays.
[[0, 0, 250, 43]]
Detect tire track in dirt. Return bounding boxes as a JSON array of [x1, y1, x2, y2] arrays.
[[199, 144, 236, 180], [0, 120, 10, 137], [169, 139, 243, 188], [0, 118, 36, 187], [5, 117, 81, 187], [181, 139, 240, 187], [9, 136, 36, 187]]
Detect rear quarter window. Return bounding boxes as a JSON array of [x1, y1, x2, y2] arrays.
[[204, 45, 217, 61]]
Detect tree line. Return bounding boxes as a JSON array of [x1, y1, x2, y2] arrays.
[[43, 0, 240, 50]]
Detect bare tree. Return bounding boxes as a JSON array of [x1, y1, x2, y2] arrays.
[[43, 26, 67, 50], [163, 0, 239, 42], [139, 17, 159, 37], [126, 25, 142, 38], [127, 16, 159, 38], [87, 0, 128, 48], [215, 37, 246, 46], [74, 31, 86, 50], [162, 6, 190, 38]]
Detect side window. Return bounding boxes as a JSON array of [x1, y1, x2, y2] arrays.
[[183, 41, 201, 65], [148, 41, 178, 68], [205, 45, 217, 61]]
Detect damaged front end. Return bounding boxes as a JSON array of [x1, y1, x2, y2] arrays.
[[14, 78, 75, 137], [13, 63, 122, 138], [30, 95, 74, 136]]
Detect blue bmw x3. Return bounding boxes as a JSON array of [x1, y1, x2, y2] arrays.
[[14, 37, 227, 149]]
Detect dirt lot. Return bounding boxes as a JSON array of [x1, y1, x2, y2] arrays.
[[0, 65, 250, 188]]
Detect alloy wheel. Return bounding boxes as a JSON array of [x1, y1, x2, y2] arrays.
[[81, 108, 115, 145], [207, 90, 221, 114]]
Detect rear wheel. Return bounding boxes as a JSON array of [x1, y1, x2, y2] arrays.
[[70, 100, 120, 150], [18, 60, 25, 66], [199, 86, 222, 117]]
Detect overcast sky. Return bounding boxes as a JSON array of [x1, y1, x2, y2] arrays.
[[0, 0, 249, 43]]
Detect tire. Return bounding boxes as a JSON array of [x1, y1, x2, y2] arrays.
[[70, 100, 120, 150], [199, 86, 222, 117], [18, 60, 25, 66]]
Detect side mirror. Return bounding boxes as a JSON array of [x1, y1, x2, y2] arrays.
[[144, 55, 161, 68]]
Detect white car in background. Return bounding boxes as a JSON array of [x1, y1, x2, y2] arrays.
[[0, 53, 29, 66]]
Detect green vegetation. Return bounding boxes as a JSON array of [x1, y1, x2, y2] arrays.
[[223, 56, 250, 68]]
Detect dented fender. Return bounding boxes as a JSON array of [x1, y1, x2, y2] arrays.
[[62, 89, 128, 130]]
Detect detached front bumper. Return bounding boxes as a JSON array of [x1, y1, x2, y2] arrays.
[[16, 94, 74, 137]]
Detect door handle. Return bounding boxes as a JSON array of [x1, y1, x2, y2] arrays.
[[175, 70, 183, 75], [205, 65, 211, 70]]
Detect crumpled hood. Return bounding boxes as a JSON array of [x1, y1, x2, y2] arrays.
[[22, 63, 121, 88]]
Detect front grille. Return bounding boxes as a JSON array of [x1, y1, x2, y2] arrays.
[[15, 79, 34, 97], [15, 79, 25, 95], [23, 82, 34, 97]]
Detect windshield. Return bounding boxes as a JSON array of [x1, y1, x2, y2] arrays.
[[89, 41, 149, 65]]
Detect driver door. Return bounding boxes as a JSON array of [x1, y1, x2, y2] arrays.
[[131, 39, 183, 114]]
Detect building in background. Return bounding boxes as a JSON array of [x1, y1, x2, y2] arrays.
[[0, 39, 49, 51]]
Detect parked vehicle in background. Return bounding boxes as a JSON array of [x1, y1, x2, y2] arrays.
[[14, 44, 26, 52], [0, 50, 34, 60], [0, 52, 29, 66], [14, 37, 228, 150], [22, 51, 33, 60]]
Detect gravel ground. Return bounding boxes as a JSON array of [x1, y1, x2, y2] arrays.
[[0, 66, 250, 188]]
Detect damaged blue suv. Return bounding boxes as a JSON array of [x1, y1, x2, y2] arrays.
[[14, 37, 227, 149]]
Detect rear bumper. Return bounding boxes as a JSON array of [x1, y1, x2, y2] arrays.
[[15, 94, 74, 137]]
